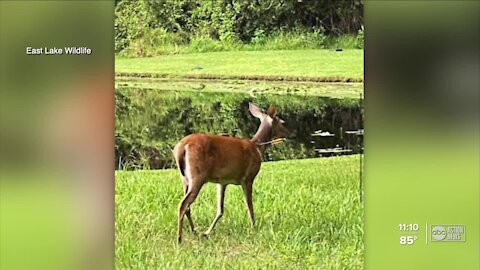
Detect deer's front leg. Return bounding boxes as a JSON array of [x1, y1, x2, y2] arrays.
[[242, 182, 255, 227], [203, 184, 227, 237]]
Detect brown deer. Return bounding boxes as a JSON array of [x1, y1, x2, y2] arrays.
[[173, 103, 290, 243]]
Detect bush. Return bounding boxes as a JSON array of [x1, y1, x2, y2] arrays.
[[115, 0, 364, 55], [115, 1, 154, 52], [120, 28, 189, 57]]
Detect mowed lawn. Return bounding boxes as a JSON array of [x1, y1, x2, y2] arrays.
[[116, 50, 363, 80], [115, 156, 364, 269]]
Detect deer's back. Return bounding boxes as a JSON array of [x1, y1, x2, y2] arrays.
[[176, 134, 261, 184]]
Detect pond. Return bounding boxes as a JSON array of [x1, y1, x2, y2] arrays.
[[115, 87, 363, 169]]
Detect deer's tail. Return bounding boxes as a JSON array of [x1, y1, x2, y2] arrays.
[[173, 142, 187, 177]]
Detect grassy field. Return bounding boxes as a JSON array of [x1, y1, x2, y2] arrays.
[[115, 156, 364, 269], [115, 49, 364, 100], [116, 50, 363, 81]]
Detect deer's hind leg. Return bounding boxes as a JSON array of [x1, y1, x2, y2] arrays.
[[181, 176, 196, 233], [177, 181, 203, 244]]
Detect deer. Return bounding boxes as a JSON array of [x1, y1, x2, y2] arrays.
[[173, 102, 290, 244]]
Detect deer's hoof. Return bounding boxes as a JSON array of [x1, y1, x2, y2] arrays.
[[202, 232, 210, 238]]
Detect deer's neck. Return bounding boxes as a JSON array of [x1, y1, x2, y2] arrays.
[[250, 120, 272, 146]]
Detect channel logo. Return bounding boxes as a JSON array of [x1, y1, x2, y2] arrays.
[[431, 225, 466, 242]]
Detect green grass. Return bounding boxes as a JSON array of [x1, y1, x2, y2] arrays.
[[115, 50, 363, 81], [118, 28, 363, 57], [115, 156, 364, 269]]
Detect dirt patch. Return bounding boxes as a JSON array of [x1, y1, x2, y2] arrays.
[[115, 72, 363, 83]]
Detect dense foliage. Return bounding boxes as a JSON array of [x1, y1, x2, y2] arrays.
[[115, 1, 364, 54]]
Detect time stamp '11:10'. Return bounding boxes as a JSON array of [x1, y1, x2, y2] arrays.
[[399, 223, 419, 231], [399, 223, 419, 245]]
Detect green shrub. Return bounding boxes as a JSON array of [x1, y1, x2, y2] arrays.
[[114, 1, 154, 52], [114, 0, 364, 55], [251, 29, 267, 45], [120, 28, 189, 57]]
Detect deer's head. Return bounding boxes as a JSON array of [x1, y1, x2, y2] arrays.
[[249, 103, 290, 143]]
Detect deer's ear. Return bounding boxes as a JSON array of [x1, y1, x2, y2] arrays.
[[249, 102, 264, 119], [266, 105, 277, 117]]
